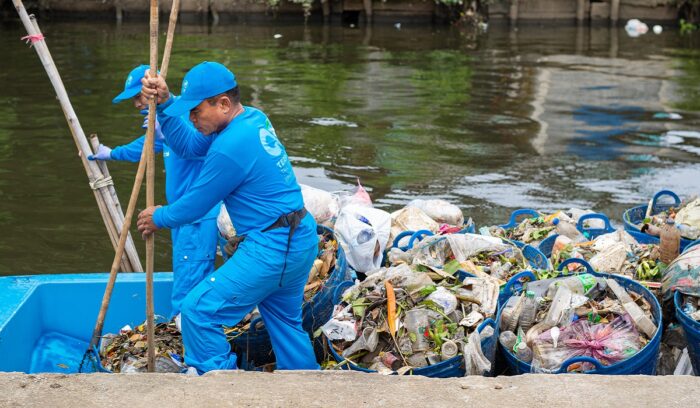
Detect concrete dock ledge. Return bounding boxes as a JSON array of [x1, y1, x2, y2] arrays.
[[0, 371, 698, 407]]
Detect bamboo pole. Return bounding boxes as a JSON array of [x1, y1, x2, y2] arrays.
[[145, 0, 159, 374], [12, 0, 143, 273], [160, 0, 180, 80], [88, 135, 130, 272]]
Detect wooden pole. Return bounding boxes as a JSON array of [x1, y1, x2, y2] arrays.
[[145, 0, 159, 373], [12, 0, 143, 273], [611, 0, 620, 23]]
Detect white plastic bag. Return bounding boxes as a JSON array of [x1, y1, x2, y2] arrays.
[[463, 330, 491, 376], [446, 233, 509, 262], [676, 198, 700, 230], [301, 184, 340, 225], [408, 199, 464, 226], [426, 287, 458, 315], [334, 204, 391, 273], [217, 205, 236, 240]]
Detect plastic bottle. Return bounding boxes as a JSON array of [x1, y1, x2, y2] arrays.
[[357, 228, 376, 244], [499, 330, 517, 351], [514, 328, 532, 362], [518, 291, 538, 333], [546, 273, 598, 298], [660, 218, 681, 264], [551, 217, 583, 241]]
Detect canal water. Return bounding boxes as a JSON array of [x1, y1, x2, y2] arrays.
[[1, 19, 699, 275]]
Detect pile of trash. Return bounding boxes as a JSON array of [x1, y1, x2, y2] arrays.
[[499, 274, 658, 373], [100, 321, 184, 373], [550, 230, 664, 281], [486, 209, 603, 246], [637, 197, 700, 240], [388, 233, 533, 284], [321, 263, 497, 374], [305, 230, 339, 301]]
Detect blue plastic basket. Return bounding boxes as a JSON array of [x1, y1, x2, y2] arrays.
[[499, 258, 662, 375], [230, 226, 354, 369], [498, 209, 541, 229], [539, 213, 656, 258], [674, 291, 700, 376], [327, 317, 498, 378], [623, 190, 693, 251]]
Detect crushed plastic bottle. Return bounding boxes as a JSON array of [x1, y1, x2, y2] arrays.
[[499, 330, 517, 351], [514, 328, 533, 362], [546, 273, 599, 298], [519, 291, 538, 333], [551, 217, 583, 241]]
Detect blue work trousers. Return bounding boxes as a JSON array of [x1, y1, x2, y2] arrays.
[[180, 238, 319, 373], [170, 217, 218, 317]]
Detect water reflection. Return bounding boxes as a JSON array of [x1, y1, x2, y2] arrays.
[[0, 20, 699, 275]]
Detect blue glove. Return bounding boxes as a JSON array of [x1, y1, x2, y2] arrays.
[[87, 144, 113, 161], [142, 115, 164, 141]]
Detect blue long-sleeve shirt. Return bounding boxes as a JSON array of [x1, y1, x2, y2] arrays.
[[153, 101, 316, 251], [110, 119, 218, 221]]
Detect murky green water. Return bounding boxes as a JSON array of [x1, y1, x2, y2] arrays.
[[1, 19, 699, 275]]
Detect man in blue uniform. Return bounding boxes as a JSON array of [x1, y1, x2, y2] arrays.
[[136, 62, 319, 374], [89, 65, 220, 323]]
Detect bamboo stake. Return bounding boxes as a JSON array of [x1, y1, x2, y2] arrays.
[[145, 0, 159, 373], [89, 135, 133, 272], [160, 0, 180, 80], [12, 0, 143, 273]]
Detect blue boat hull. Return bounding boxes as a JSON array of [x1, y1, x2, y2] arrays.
[[0, 272, 174, 374]]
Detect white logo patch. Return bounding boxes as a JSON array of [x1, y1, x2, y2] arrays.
[[259, 128, 282, 157], [126, 75, 133, 87], [182, 79, 189, 94]]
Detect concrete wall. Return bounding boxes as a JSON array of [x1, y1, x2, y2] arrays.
[[3, 0, 678, 21]]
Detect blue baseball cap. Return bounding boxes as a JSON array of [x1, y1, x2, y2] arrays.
[[163, 61, 238, 117], [112, 64, 150, 104]]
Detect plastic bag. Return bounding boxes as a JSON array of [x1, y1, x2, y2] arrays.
[[446, 233, 509, 262], [390, 206, 439, 248], [408, 235, 450, 268], [676, 198, 700, 230], [334, 204, 391, 273], [463, 330, 492, 376], [531, 313, 641, 373], [661, 244, 700, 301], [589, 242, 628, 273], [426, 286, 458, 315], [217, 205, 236, 240], [408, 199, 464, 226], [336, 179, 372, 209], [301, 184, 340, 225]]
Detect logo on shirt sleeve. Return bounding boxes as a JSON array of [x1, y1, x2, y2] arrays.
[[259, 128, 283, 157]]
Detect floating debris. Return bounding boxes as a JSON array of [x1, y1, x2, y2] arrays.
[[100, 321, 184, 373], [308, 118, 358, 128]]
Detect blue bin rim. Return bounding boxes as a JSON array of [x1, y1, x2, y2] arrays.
[[326, 317, 497, 374], [498, 263, 663, 374]]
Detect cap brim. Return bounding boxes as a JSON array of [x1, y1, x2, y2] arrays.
[[112, 85, 141, 104], [163, 97, 202, 117]]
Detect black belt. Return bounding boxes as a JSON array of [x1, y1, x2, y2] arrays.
[[263, 207, 308, 287]]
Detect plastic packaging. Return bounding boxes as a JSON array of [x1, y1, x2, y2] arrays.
[[334, 204, 391, 273], [463, 330, 492, 375], [661, 245, 700, 301], [545, 274, 602, 298], [216, 205, 236, 240], [342, 327, 379, 357], [403, 308, 431, 352], [426, 286, 458, 315], [389, 206, 439, 248], [336, 179, 372, 209], [531, 314, 642, 372], [407, 199, 464, 226], [445, 233, 509, 262], [660, 218, 681, 264], [301, 184, 340, 225], [551, 217, 584, 241]]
